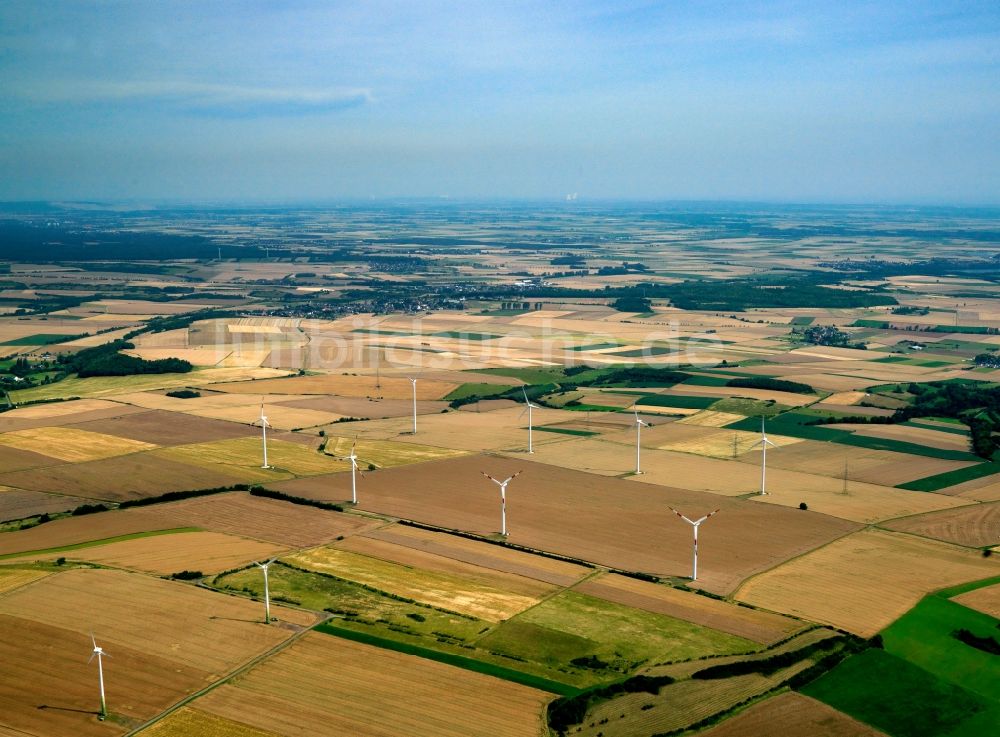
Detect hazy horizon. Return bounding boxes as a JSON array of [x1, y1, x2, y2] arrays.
[[2, 1, 998, 205]]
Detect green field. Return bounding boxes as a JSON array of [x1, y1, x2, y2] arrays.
[[790, 316, 815, 325], [433, 331, 501, 341], [569, 342, 620, 351], [471, 366, 567, 384], [803, 649, 997, 737], [0, 333, 79, 346], [608, 346, 675, 358], [710, 397, 788, 417], [534, 426, 599, 437], [680, 374, 734, 387], [636, 394, 718, 409], [882, 595, 1000, 702], [444, 382, 514, 401], [896, 461, 1000, 492]]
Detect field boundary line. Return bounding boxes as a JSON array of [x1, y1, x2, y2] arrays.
[[122, 613, 331, 737], [0, 526, 200, 561]]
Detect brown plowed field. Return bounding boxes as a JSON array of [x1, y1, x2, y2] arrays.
[[0, 569, 316, 737], [0, 400, 147, 433], [736, 529, 1000, 636], [73, 409, 249, 446], [194, 632, 550, 737], [363, 523, 591, 586], [882, 502, 1000, 547], [575, 573, 802, 644], [0, 453, 248, 501], [0, 443, 64, 472], [0, 509, 175, 557], [0, 488, 80, 521], [698, 692, 886, 737], [828, 423, 970, 452], [952, 582, 1000, 618], [272, 454, 860, 595], [142, 492, 383, 547], [50, 531, 287, 575]]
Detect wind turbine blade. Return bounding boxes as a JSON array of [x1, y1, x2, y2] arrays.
[[668, 506, 695, 525], [510, 470, 523, 481], [481, 472, 499, 484], [91, 632, 96, 649], [706, 508, 721, 519], [522, 387, 529, 403], [88, 651, 95, 664]]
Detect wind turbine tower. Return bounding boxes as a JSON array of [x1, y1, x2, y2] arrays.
[[669, 507, 720, 581], [254, 558, 277, 624], [520, 387, 541, 454], [88, 634, 110, 721], [408, 377, 418, 434], [751, 417, 777, 495], [340, 438, 362, 504], [256, 402, 271, 469], [632, 408, 651, 474], [482, 471, 522, 537]]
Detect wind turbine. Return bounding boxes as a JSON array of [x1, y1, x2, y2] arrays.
[[751, 417, 777, 495], [339, 438, 363, 504], [254, 558, 277, 624], [88, 633, 110, 721], [482, 471, 522, 537], [408, 377, 418, 434], [669, 507, 720, 581], [255, 401, 271, 469], [632, 408, 651, 475], [520, 387, 541, 453]]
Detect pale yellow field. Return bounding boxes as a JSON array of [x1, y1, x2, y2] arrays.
[[676, 411, 746, 428], [153, 437, 349, 480], [210, 373, 458, 400], [0, 426, 156, 462], [0, 566, 50, 595], [657, 430, 804, 459], [322, 435, 469, 468], [952, 583, 1000, 618], [0, 398, 122, 419], [139, 707, 281, 737], [736, 529, 1000, 636], [124, 346, 233, 365], [184, 403, 342, 430], [667, 384, 816, 406], [41, 531, 288, 575], [816, 391, 866, 406], [287, 545, 550, 621], [9, 367, 292, 402]]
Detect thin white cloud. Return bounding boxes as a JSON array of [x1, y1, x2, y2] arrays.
[[9, 80, 372, 115]]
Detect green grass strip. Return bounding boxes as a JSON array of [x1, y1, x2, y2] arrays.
[[315, 621, 579, 695], [0, 527, 200, 561], [0, 333, 80, 346], [896, 462, 1000, 492], [933, 575, 1000, 600], [636, 394, 718, 409]]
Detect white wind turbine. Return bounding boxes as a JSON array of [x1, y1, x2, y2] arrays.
[[520, 387, 541, 454], [254, 558, 277, 624], [482, 471, 522, 537], [669, 507, 720, 581], [88, 633, 110, 721], [751, 417, 777, 495], [338, 438, 363, 504], [255, 401, 271, 469], [632, 408, 651, 475], [408, 377, 418, 434]]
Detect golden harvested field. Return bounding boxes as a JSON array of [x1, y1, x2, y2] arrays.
[[0, 566, 50, 594], [0, 509, 177, 557], [675, 410, 746, 427], [736, 529, 1000, 636], [139, 708, 281, 737], [0, 401, 149, 434], [124, 346, 235, 365], [153, 436, 349, 481], [0, 569, 315, 737], [957, 477, 1000, 502], [882, 502, 1000, 547], [952, 582, 1000, 618], [274, 454, 859, 595], [698, 692, 886, 737], [210, 373, 459, 400], [288, 543, 551, 620], [829, 423, 971, 452], [193, 633, 550, 737], [322, 435, 469, 468], [184, 403, 343, 430], [363, 523, 591, 586], [575, 573, 802, 644], [45, 531, 287, 575], [142, 492, 383, 547], [0, 426, 157, 462], [8, 367, 291, 403], [0, 398, 122, 420], [658, 429, 803, 459], [816, 391, 867, 406], [278, 394, 448, 419]]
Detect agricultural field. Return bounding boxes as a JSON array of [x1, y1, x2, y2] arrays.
[[152, 436, 349, 481], [183, 633, 551, 737], [273, 453, 859, 594], [952, 582, 1000, 617], [0, 426, 157, 462], [736, 529, 1000, 636], [881, 501, 1000, 548], [698, 692, 886, 737]]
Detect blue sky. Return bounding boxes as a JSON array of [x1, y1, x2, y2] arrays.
[[1, 1, 998, 203]]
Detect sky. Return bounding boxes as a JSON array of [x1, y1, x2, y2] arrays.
[[0, 1, 998, 204]]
